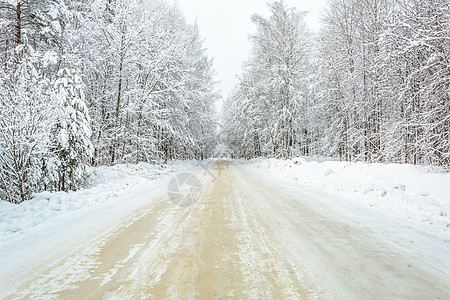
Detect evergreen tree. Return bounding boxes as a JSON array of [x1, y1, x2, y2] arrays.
[[50, 64, 93, 191]]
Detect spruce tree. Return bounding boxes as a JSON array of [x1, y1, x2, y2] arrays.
[[51, 64, 93, 191]]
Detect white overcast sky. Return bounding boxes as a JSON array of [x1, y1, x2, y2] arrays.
[[174, 0, 325, 102]]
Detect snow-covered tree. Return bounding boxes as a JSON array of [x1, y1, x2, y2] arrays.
[[223, 1, 313, 159], [224, 0, 449, 169], [49, 65, 93, 191], [77, 0, 218, 165], [0, 0, 68, 73], [0, 37, 53, 202], [0, 0, 218, 203], [381, 0, 450, 166]]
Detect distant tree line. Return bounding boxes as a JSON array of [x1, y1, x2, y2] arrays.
[[223, 0, 449, 168], [0, 0, 218, 203]]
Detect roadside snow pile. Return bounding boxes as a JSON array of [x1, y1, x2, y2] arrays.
[[0, 161, 196, 239], [0, 201, 15, 216], [246, 157, 450, 235]]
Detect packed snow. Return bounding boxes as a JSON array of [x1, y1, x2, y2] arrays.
[[244, 157, 450, 241], [1, 159, 449, 298], [3, 158, 449, 245], [0, 161, 197, 244]]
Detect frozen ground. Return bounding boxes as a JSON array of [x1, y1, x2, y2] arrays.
[[0, 159, 449, 298], [244, 157, 450, 242], [0, 161, 199, 243]]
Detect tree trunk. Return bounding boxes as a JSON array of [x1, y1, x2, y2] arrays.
[[16, 2, 22, 45]]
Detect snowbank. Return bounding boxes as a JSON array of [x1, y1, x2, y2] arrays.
[[244, 157, 450, 238], [0, 161, 197, 241]]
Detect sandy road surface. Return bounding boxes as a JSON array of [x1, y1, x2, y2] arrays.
[[3, 160, 450, 299]]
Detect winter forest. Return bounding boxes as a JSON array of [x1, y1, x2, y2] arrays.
[[0, 0, 218, 203], [1, 0, 449, 204], [224, 0, 450, 165]]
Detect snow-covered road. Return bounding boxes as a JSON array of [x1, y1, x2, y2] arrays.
[[1, 160, 449, 299]]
